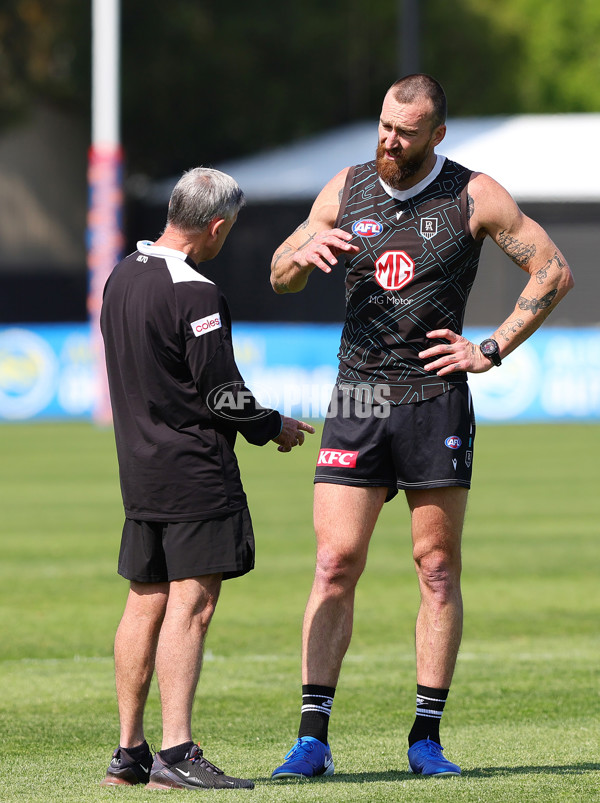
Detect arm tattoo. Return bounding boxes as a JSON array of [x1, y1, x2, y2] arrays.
[[272, 244, 293, 270], [517, 289, 557, 315], [499, 318, 525, 341], [467, 193, 474, 221], [295, 218, 310, 232], [535, 251, 566, 284], [498, 230, 537, 267]]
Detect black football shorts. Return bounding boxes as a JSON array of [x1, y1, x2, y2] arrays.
[[118, 508, 255, 583], [314, 383, 476, 501]]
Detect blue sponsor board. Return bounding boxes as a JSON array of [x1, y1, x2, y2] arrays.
[[1, 323, 599, 422]]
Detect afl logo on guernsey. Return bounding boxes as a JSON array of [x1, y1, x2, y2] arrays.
[[352, 219, 383, 237], [374, 250, 415, 291]]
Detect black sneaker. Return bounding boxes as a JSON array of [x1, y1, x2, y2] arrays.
[[100, 744, 152, 786], [147, 743, 254, 790]]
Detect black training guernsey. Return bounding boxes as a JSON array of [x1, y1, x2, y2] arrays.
[[335, 155, 483, 404], [101, 241, 282, 522]]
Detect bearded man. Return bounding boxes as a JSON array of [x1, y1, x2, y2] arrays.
[[268, 74, 573, 780]]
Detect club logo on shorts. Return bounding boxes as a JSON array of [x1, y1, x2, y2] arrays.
[[445, 436, 462, 449], [190, 312, 221, 337], [465, 450, 473, 468], [317, 449, 359, 467], [352, 219, 383, 237], [374, 250, 415, 291]]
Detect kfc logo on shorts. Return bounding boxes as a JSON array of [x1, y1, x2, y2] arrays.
[[317, 449, 359, 467], [374, 250, 415, 291], [352, 219, 383, 237], [190, 312, 221, 337], [445, 436, 462, 450]]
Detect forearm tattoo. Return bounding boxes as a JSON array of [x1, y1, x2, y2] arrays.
[[535, 251, 566, 284], [272, 244, 293, 270], [499, 318, 525, 341], [517, 289, 557, 315], [498, 230, 537, 267]]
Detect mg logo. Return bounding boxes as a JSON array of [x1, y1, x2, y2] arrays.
[[374, 250, 414, 291]]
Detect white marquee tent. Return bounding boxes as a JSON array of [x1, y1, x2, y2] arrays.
[[152, 113, 600, 205]]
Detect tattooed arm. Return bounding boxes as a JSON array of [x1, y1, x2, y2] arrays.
[[420, 173, 574, 377], [471, 172, 573, 354], [270, 168, 358, 294]]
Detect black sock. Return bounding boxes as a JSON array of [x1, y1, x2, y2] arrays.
[[408, 685, 449, 747], [298, 684, 335, 745], [122, 740, 150, 760], [158, 740, 195, 764]]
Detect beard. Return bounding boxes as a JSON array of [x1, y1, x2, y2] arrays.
[[375, 141, 431, 190]]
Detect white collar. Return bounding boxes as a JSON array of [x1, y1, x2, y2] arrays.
[[378, 154, 446, 201], [137, 240, 189, 261]]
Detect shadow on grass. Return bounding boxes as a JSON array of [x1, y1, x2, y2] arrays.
[[466, 763, 600, 778], [260, 762, 600, 784]]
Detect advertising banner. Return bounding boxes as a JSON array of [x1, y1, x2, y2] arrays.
[[1, 323, 599, 423]]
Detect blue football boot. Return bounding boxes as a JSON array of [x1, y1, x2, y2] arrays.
[[408, 738, 461, 776], [271, 737, 334, 780]]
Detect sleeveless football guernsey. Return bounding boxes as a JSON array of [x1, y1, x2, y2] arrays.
[[334, 155, 482, 404]]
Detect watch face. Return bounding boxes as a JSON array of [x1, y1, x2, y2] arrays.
[[480, 339, 501, 365], [480, 339, 497, 356]]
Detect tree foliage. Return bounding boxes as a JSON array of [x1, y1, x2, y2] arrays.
[[1, 0, 599, 177]]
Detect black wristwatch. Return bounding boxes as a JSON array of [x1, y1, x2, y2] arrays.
[[480, 338, 502, 367]]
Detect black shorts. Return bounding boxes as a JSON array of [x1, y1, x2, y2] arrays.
[[314, 384, 475, 501], [118, 508, 255, 583]]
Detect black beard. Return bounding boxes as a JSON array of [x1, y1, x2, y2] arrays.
[[375, 142, 428, 190]]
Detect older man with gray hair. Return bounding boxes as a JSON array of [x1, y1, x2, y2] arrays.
[[100, 167, 313, 791]]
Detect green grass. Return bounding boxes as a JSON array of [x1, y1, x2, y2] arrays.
[[0, 421, 598, 802]]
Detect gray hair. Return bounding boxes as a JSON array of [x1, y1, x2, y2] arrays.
[[166, 167, 246, 233]]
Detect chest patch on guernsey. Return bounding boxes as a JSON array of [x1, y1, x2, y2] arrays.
[[351, 219, 383, 237], [190, 312, 221, 337], [374, 250, 415, 291]]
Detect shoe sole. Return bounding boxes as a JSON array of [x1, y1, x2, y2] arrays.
[[272, 765, 335, 780], [408, 766, 461, 777], [147, 773, 254, 790], [100, 774, 142, 787]]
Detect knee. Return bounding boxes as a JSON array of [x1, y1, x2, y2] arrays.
[[314, 547, 364, 594], [413, 548, 461, 601]]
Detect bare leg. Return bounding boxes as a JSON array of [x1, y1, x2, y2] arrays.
[[302, 484, 388, 685], [155, 574, 222, 749], [114, 581, 169, 747], [406, 487, 468, 688]]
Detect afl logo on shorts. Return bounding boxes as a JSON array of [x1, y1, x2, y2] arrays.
[[352, 219, 383, 237], [317, 449, 359, 467], [445, 436, 462, 449]]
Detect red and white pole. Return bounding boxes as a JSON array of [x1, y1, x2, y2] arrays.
[[87, 0, 122, 425]]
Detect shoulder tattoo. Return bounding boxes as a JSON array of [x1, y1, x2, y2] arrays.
[[467, 192, 474, 220]]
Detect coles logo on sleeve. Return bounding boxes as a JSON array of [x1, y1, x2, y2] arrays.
[[317, 449, 359, 467], [352, 219, 383, 237], [190, 312, 221, 337]]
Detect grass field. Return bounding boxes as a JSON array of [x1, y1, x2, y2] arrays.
[[0, 420, 598, 802]]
